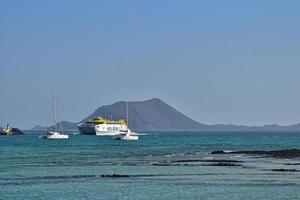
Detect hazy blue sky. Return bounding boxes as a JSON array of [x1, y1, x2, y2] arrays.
[[1, 0, 300, 129]]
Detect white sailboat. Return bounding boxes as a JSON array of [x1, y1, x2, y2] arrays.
[[45, 89, 69, 139], [120, 128, 138, 141], [113, 101, 138, 141]]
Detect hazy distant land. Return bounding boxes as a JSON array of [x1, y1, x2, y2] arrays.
[[31, 98, 300, 132]]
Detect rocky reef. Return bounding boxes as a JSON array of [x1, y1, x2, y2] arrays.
[[0, 125, 23, 135], [211, 149, 300, 159]]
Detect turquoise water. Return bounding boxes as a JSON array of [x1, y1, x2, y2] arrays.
[[1, 132, 300, 200]]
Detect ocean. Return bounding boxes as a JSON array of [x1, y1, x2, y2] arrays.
[[0, 131, 299, 200]]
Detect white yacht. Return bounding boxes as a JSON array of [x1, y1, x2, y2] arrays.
[[112, 127, 139, 141], [43, 89, 69, 139], [113, 101, 139, 141], [121, 134, 139, 141], [46, 131, 68, 139]]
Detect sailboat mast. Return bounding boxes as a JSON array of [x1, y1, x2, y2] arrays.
[[126, 101, 129, 128], [53, 89, 57, 132]]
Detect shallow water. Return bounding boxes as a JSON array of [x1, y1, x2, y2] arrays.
[[0, 132, 299, 200]]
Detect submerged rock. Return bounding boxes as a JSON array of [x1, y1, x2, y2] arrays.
[[100, 174, 130, 178], [150, 159, 243, 167], [204, 162, 243, 167], [0, 126, 23, 135], [285, 163, 300, 166], [211, 149, 300, 158], [271, 169, 298, 172], [171, 159, 242, 163]]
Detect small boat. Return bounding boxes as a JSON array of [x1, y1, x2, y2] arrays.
[[112, 129, 138, 140], [42, 89, 69, 139], [120, 129, 139, 141], [112, 101, 138, 141], [46, 131, 68, 139]]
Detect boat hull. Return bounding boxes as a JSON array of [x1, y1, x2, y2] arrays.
[[113, 130, 139, 141], [121, 135, 139, 140], [78, 123, 127, 136], [96, 129, 120, 136], [47, 134, 69, 139], [46, 131, 69, 139], [78, 124, 96, 135]]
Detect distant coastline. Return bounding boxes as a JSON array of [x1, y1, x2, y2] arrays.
[[30, 98, 300, 132]]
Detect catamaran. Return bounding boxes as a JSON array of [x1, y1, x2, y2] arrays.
[[43, 89, 68, 139], [77, 117, 128, 136]]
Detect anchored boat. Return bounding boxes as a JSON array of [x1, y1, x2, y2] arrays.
[[113, 129, 139, 140], [113, 101, 139, 141], [42, 89, 69, 139]]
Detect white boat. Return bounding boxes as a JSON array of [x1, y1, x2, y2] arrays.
[[43, 89, 69, 140], [113, 101, 139, 141], [120, 129, 139, 141], [46, 131, 68, 139], [113, 129, 138, 140], [121, 134, 138, 140]]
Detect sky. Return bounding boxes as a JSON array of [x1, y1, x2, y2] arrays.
[[1, 0, 300, 129]]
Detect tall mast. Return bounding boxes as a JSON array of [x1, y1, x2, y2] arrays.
[[53, 88, 57, 132], [126, 101, 129, 128]]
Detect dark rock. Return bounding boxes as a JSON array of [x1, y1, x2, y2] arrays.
[[204, 162, 242, 167], [171, 159, 203, 163], [285, 163, 300, 166], [211, 149, 300, 159], [271, 169, 298, 172], [210, 150, 225, 154], [150, 159, 243, 167], [171, 159, 242, 163], [0, 127, 23, 135], [100, 174, 130, 178]]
